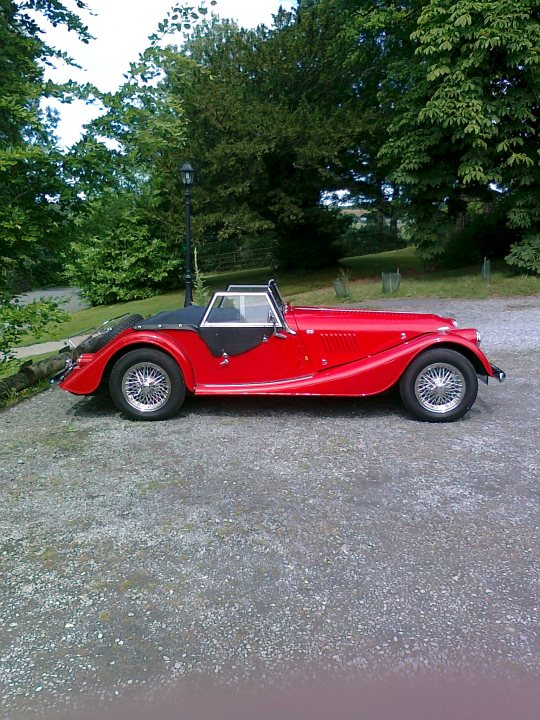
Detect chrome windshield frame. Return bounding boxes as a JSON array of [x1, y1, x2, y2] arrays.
[[203, 282, 296, 335], [200, 291, 283, 329]]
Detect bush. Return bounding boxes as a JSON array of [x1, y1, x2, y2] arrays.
[[505, 234, 540, 275], [66, 191, 181, 306], [0, 295, 68, 362]]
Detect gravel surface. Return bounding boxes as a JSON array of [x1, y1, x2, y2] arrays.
[[1, 296, 539, 718]]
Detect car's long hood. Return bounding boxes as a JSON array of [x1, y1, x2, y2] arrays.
[[289, 305, 459, 368], [290, 305, 456, 335]]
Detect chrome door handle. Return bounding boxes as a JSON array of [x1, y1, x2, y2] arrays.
[[219, 352, 229, 366]]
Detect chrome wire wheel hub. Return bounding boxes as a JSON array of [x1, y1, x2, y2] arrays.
[[414, 362, 466, 414], [122, 362, 171, 413]]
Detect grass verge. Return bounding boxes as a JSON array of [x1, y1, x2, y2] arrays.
[[0, 378, 50, 410]]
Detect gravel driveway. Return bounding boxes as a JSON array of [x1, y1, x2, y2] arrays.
[[16, 287, 89, 314], [1, 296, 539, 718]]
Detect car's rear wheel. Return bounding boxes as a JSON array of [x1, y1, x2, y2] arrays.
[[399, 348, 478, 422], [109, 349, 185, 421]]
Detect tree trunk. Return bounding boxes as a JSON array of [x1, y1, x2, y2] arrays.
[[0, 354, 67, 396]]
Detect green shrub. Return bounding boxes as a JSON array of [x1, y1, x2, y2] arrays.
[[505, 234, 540, 275], [0, 296, 68, 362], [66, 190, 181, 306]]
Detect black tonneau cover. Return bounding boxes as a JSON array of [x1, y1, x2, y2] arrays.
[[135, 305, 206, 330]]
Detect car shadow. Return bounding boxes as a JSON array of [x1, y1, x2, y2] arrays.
[[69, 393, 116, 418], [180, 390, 405, 421], [68, 389, 406, 421]]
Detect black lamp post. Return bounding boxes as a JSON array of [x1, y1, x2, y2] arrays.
[[180, 162, 195, 307]]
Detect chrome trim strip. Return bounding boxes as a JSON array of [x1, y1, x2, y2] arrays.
[[198, 374, 315, 389], [201, 322, 277, 329]]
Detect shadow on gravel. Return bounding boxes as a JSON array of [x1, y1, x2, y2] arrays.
[[70, 394, 116, 418], [181, 392, 405, 420], [69, 389, 405, 421]]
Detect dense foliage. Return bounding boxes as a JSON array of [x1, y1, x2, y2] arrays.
[[173, 9, 362, 271], [64, 66, 189, 304], [2, 0, 540, 321], [66, 3, 366, 299], [352, 0, 540, 266], [0, 0, 89, 357], [0, 0, 91, 290]]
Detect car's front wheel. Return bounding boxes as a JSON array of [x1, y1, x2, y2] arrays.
[[109, 349, 185, 421], [399, 348, 478, 422]]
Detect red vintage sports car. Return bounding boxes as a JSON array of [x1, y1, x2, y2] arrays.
[[54, 280, 505, 422]]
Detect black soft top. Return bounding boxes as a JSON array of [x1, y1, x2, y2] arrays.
[[135, 305, 206, 330]]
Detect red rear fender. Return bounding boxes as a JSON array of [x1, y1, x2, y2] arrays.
[[60, 332, 195, 395]]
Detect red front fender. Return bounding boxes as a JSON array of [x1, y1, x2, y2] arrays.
[[59, 331, 196, 395]]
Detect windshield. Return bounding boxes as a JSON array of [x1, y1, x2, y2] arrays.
[[226, 280, 285, 311]]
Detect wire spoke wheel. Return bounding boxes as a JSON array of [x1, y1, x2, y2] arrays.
[[400, 349, 478, 422], [414, 362, 466, 414], [122, 362, 172, 413], [110, 349, 185, 420]]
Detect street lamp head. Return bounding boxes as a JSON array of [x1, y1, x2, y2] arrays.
[[180, 162, 195, 187]]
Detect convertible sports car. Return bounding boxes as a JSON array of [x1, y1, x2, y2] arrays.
[[54, 280, 505, 422]]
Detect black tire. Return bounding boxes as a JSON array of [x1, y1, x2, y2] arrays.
[[109, 348, 185, 421], [76, 314, 143, 356], [399, 348, 478, 423]]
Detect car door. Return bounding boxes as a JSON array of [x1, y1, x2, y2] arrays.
[[195, 292, 309, 385]]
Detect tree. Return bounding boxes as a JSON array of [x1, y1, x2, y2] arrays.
[[360, 0, 540, 264], [163, 7, 364, 271], [0, 0, 91, 289], [65, 67, 189, 303], [64, 4, 217, 302], [0, 0, 89, 358]]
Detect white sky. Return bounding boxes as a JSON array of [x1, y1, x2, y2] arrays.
[[43, 0, 296, 147]]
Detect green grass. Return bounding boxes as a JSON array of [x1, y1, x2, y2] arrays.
[[342, 246, 420, 276], [15, 247, 540, 348], [286, 270, 540, 307], [0, 378, 50, 409]]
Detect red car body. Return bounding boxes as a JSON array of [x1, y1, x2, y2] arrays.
[[56, 281, 504, 422]]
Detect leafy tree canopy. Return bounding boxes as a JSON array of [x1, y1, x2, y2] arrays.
[[355, 0, 540, 264], [0, 0, 92, 290], [0, 0, 90, 357]]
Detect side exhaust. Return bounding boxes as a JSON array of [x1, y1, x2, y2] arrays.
[[490, 364, 506, 382]]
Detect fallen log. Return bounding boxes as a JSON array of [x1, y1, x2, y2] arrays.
[[20, 354, 67, 383], [0, 353, 68, 397]]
